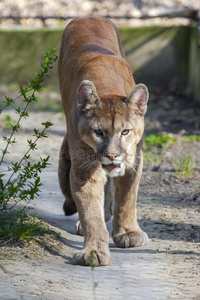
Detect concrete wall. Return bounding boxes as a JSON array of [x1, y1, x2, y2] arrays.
[[0, 25, 199, 100], [0, 28, 62, 85], [188, 26, 200, 101], [119, 26, 190, 88]]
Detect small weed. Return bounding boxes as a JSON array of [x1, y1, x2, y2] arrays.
[[90, 250, 99, 300], [144, 152, 162, 167], [144, 152, 154, 165], [175, 156, 195, 178], [144, 134, 177, 148], [183, 135, 200, 142], [0, 210, 47, 246], [155, 156, 162, 165]]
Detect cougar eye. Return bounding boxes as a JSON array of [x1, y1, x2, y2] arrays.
[[93, 129, 103, 136], [121, 129, 130, 135]]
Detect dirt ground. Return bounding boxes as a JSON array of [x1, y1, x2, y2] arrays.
[[0, 86, 200, 299]]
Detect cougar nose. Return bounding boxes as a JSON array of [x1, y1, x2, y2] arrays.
[[106, 153, 118, 160]]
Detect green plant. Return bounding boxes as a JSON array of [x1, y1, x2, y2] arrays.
[[183, 135, 200, 142], [175, 156, 195, 178], [2, 114, 16, 129], [0, 210, 47, 245], [0, 48, 58, 244], [0, 48, 57, 209], [144, 152, 162, 167], [90, 250, 99, 300], [144, 134, 177, 148]]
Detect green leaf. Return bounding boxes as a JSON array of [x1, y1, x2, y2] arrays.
[[11, 123, 21, 132], [42, 121, 53, 128], [11, 162, 21, 173], [4, 96, 14, 107], [27, 139, 37, 150]]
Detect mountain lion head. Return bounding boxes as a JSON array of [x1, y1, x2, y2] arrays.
[[77, 80, 149, 177]]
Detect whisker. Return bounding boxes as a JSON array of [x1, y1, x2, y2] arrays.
[[124, 157, 139, 175], [125, 154, 140, 161], [125, 158, 139, 167], [136, 155, 142, 159], [78, 157, 99, 172], [78, 154, 98, 167], [132, 167, 137, 174], [85, 159, 99, 174], [79, 160, 92, 169]]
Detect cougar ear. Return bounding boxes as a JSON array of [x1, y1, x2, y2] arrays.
[[77, 80, 100, 110], [127, 84, 149, 115]]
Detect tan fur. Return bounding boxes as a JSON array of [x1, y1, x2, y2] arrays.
[[58, 16, 149, 266]]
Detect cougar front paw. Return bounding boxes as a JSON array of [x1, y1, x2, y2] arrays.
[[73, 246, 110, 266], [113, 230, 149, 248]]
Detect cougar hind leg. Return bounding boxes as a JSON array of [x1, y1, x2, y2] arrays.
[[58, 134, 77, 215]]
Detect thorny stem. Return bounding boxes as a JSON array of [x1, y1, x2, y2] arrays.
[[0, 100, 30, 167], [4, 124, 49, 189], [0, 90, 31, 112]]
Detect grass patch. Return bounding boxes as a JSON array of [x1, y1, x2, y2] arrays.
[[183, 135, 200, 142], [0, 210, 47, 246], [144, 152, 162, 167], [175, 156, 195, 178], [2, 114, 16, 129]]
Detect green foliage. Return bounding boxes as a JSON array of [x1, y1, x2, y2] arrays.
[[145, 134, 177, 148], [175, 156, 195, 178], [0, 48, 58, 244]]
